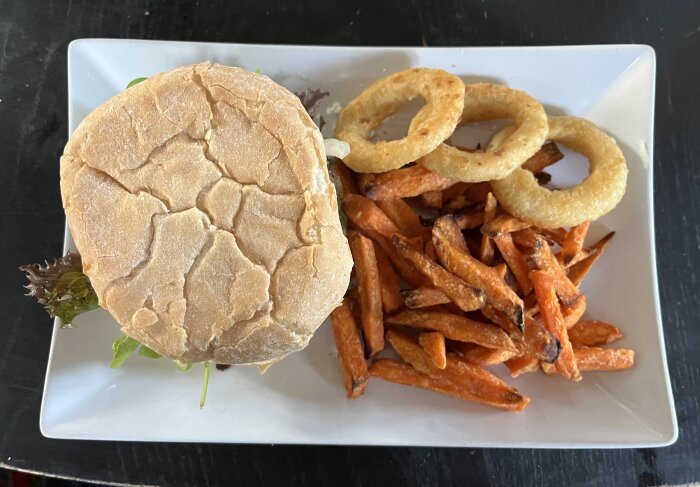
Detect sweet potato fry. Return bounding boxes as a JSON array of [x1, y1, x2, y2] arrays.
[[574, 347, 634, 372], [455, 211, 485, 230], [559, 221, 590, 266], [480, 192, 497, 265], [363, 230, 426, 287], [541, 361, 557, 375], [400, 286, 451, 309], [372, 242, 402, 313], [511, 227, 540, 249], [531, 270, 581, 381], [349, 293, 362, 325], [556, 247, 593, 269], [363, 165, 455, 200], [369, 359, 529, 411], [542, 347, 634, 374], [443, 195, 474, 211], [329, 160, 358, 195], [538, 227, 567, 246], [343, 194, 402, 241], [442, 182, 473, 202], [383, 330, 529, 411], [568, 320, 623, 348], [385, 330, 437, 373], [521, 315, 561, 363], [330, 299, 369, 399], [424, 240, 438, 261], [455, 343, 517, 365], [346, 217, 424, 269], [494, 233, 533, 295], [432, 228, 523, 328], [355, 173, 376, 194], [434, 215, 468, 252], [521, 141, 565, 173], [502, 267, 518, 293], [445, 184, 483, 211], [505, 355, 540, 377], [418, 331, 447, 369], [494, 262, 518, 292], [531, 235, 582, 307], [376, 198, 424, 239], [479, 195, 497, 222], [345, 287, 360, 303], [562, 294, 586, 329], [421, 190, 443, 208], [392, 235, 485, 312], [482, 214, 532, 237], [513, 227, 564, 249], [494, 263, 508, 280], [348, 231, 384, 356], [481, 306, 560, 363], [386, 309, 516, 352], [523, 292, 537, 313], [462, 182, 493, 204], [519, 286, 577, 321], [567, 231, 615, 286], [442, 355, 530, 411]]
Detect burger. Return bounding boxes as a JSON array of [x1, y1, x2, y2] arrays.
[[22, 62, 353, 377]]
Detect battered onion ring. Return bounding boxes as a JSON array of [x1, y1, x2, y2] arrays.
[[490, 116, 628, 229], [415, 83, 548, 182], [334, 68, 465, 173]]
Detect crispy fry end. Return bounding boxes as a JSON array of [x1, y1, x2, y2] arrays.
[[330, 300, 369, 399]]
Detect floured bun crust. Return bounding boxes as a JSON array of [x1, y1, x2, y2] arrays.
[[60, 62, 353, 364]]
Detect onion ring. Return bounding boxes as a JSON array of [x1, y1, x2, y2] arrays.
[[490, 116, 628, 228], [334, 68, 465, 173], [415, 83, 548, 182]]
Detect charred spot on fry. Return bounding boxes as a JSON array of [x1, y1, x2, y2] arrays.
[[543, 336, 562, 364]]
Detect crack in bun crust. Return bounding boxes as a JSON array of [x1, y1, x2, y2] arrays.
[[60, 62, 353, 364]]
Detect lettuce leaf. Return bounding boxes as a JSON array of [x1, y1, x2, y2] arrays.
[[138, 345, 162, 359], [110, 336, 140, 368], [20, 252, 99, 327], [174, 360, 193, 371], [200, 361, 211, 409], [295, 88, 329, 130], [127, 77, 148, 89]]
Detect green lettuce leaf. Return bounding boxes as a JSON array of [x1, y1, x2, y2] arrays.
[[110, 336, 140, 368], [138, 345, 162, 359], [174, 360, 193, 371], [200, 361, 211, 409], [126, 77, 148, 89], [111, 335, 197, 372]]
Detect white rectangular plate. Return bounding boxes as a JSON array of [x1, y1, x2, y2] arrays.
[[40, 39, 677, 447]]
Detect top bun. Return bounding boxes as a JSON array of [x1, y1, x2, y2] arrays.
[[60, 62, 352, 364]]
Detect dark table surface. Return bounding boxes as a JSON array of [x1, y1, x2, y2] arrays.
[[1, 0, 699, 486]]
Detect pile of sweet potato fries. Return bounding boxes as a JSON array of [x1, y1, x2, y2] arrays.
[[329, 142, 634, 412]]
